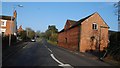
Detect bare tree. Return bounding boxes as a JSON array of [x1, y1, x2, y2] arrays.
[[114, 1, 120, 31]]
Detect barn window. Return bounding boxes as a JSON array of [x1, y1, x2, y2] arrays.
[[92, 23, 98, 30], [65, 38, 67, 43]]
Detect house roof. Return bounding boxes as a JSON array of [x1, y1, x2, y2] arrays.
[[59, 13, 94, 33], [0, 15, 14, 20]]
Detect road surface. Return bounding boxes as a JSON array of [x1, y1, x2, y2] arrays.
[[3, 39, 110, 67]]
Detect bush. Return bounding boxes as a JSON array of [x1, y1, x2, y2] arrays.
[[107, 32, 120, 62]]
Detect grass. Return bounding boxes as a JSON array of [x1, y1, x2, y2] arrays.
[[47, 40, 57, 45], [36, 38, 42, 42]]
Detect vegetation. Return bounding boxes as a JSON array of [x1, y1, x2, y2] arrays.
[[44, 25, 58, 45], [26, 28, 35, 39], [18, 27, 36, 41], [107, 32, 120, 62], [18, 30, 28, 41], [35, 25, 58, 45], [105, 2, 120, 62]]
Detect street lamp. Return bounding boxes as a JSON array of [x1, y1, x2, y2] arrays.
[[9, 5, 23, 46]]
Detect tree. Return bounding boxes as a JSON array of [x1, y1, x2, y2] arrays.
[[20, 30, 27, 41], [45, 25, 58, 41], [26, 27, 35, 39], [114, 1, 120, 31], [36, 30, 41, 38], [108, 2, 120, 60]]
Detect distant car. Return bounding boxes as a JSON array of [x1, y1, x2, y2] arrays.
[[31, 39, 36, 42]]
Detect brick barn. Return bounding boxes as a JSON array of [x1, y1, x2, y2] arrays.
[[58, 12, 109, 52]]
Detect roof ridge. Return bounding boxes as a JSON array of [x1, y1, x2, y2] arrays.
[[67, 19, 77, 22]]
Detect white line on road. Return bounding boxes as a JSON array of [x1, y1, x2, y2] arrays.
[[50, 54, 74, 68], [45, 45, 47, 48], [48, 48, 52, 53], [23, 45, 27, 48], [50, 54, 64, 65], [44, 45, 52, 53]]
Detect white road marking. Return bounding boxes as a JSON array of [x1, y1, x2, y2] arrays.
[[59, 64, 73, 68], [45, 45, 48, 48], [44, 45, 52, 53], [50, 54, 74, 68], [45, 46, 47, 48], [75, 52, 78, 54], [23, 45, 27, 48], [48, 48, 52, 53], [51, 54, 64, 65]]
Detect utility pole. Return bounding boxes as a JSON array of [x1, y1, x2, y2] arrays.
[[9, 5, 23, 46]]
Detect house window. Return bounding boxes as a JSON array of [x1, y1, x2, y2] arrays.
[[2, 21, 4, 25], [92, 23, 98, 30], [1, 20, 7, 26]]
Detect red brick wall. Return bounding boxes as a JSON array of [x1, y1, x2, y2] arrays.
[[0, 19, 14, 36], [58, 13, 109, 52], [58, 26, 79, 51], [5, 20, 14, 35], [80, 13, 109, 52]]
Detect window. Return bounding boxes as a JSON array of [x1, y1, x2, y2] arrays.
[[1, 20, 7, 26], [2, 21, 4, 25], [65, 38, 67, 43], [92, 23, 98, 30]]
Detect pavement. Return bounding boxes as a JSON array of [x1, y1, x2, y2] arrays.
[[2, 41, 29, 62], [2, 39, 113, 67]]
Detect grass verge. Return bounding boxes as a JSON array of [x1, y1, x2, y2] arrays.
[[47, 40, 57, 45]]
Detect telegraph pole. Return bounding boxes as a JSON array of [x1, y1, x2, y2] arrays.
[[9, 5, 23, 46]]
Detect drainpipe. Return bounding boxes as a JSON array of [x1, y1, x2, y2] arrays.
[[78, 25, 81, 51]]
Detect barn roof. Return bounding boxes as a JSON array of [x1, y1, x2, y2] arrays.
[[59, 12, 109, 33], [59, 13, 94, 33]]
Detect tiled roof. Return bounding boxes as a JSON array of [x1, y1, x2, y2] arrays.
[[67, 19, 76, 25], [59, 13, 95, 33]]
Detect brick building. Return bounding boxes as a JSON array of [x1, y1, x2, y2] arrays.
[[0, 10, 17, 36], [58, 12, 109, 52], [17, 25, 23, 34]]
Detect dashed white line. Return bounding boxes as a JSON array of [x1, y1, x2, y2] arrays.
[[44, 45, 52, 53], [48, 48, 52, 53], [45, 45, 47, 48], [23, 45, 27, 48]]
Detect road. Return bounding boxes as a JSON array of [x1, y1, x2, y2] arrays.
[[3, 39, 111, 67]]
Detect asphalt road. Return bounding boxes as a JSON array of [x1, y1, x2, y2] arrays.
[[2, 39, 111, 67]]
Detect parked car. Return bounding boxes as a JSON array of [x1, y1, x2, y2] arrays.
[[31, 39, 36, 42]]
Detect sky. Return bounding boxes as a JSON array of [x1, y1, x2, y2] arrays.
[[1, 2, 118, 32]]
